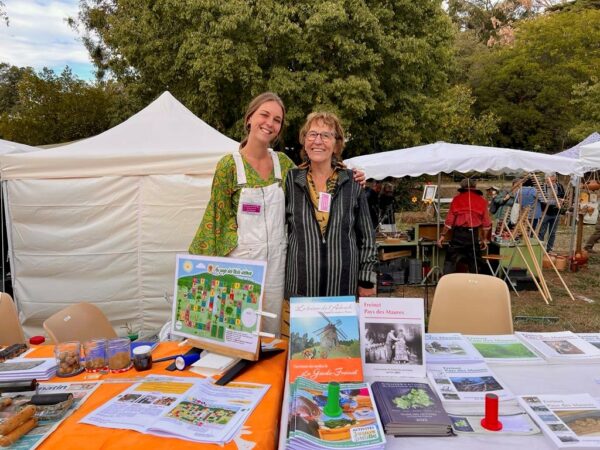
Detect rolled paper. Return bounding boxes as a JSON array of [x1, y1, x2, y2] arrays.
[[175, 353, 201, 371], [323, 382, 343, 417], [480, 393, 503, 431]]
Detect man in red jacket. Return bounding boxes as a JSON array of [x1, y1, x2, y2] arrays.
[[437, 178, 492, 274]]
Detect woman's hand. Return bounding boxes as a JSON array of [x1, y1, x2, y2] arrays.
[[358, 285, 376, 297], [352, 168, 366, 188]]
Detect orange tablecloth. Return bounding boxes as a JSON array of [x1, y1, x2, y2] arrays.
[[28, 341, 287, 450]]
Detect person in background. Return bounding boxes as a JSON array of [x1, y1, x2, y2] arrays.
[[584, 220, 600, 254], [538, 172, 565, 252], [379, 182, 396, 227], [284, 112, 378, 300], [515, 177, 542, 230], [365, 179, 382, 229], [188, 92, 294, 335], [437, 178, 492, 274]]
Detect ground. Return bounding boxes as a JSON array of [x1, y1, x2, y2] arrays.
[[392, 220, 600, 332]]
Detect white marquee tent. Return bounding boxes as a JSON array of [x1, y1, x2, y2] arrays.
[[581, 141, 600, 171], [0, 92, 239, 336], [344, 142, 585, 178]]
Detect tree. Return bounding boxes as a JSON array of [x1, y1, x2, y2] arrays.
[[468, 9, 600, 151], [73, 0, 494, 157], [0, 66, 116, 145], [569, 77, 600, 142]]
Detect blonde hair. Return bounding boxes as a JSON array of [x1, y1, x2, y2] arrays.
[[299, 111, 345, 162], [239, 92, 286, 150]]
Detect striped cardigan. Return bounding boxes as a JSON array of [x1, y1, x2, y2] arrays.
[[284, 168, 378, 298]]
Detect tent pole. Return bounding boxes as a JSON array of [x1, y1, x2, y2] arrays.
[[1, 180, 4, 293], [569, 176, 580, 258]]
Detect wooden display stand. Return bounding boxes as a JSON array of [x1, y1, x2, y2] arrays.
[[186, 336, 261, 361]]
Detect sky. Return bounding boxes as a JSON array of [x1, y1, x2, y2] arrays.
[[0, 0, 96, 81]]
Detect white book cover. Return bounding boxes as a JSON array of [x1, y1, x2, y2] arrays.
[[424, 333, 484, 365], [518, 394, 600, 449], [426, 363, 515, 409], [465, 334, 544, 364], [359, 297, 425, 379], [577, 333, 600, 351], [515, 331, 600, 363]]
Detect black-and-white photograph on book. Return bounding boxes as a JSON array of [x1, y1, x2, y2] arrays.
[[359, 298, 425, 379]]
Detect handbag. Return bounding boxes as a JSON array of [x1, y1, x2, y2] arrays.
[[509, 201, 521, 224]]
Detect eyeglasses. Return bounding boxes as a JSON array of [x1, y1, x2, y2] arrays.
[[305, 131, 337, 142]]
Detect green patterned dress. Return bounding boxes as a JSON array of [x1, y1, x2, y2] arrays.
[[189, 152, 296, 256]]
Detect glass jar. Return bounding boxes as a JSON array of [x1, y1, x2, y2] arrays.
[[107, 338, 132, 372], [83, 339, 108, 372], [132, 345, 153, 372], [55, 341, 82, 377]]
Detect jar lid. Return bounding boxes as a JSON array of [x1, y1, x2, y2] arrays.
[[133, 345, 152, 355], [29, 336, 46, 345]]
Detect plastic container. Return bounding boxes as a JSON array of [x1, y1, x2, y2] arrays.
[[83, 339, 108, 372], [107, 338, 132, 372], [132, 345, 153, 372], [55, 341, 83, 377]]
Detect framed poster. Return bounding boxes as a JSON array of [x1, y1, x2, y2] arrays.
[[171, 254, 267, 360], [422, 184, 438, 202]]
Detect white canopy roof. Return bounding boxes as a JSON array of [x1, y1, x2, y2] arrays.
[[580, 142, 600, 171], [0, 138, 39, 156], [0, 91, 239, 180], [344, 142, 584, 178]]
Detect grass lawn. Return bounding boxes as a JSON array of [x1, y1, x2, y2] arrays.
[[390, 221, 600, 332]]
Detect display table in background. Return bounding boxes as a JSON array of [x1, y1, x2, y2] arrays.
[[27, 340, 287, 450]]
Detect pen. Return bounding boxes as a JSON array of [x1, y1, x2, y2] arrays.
[[153, 355, 181, 363]]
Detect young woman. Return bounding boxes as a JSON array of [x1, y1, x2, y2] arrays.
[[284, 112, 377, 299], [189, 92, 295, 335]]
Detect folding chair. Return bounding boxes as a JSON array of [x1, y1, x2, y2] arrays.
[[428, 273, 513, 334], [43, 302, 117, 344], [0, 292, 27, 345]]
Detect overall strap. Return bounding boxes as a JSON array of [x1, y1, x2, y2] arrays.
[[231, 152, 247, 186], [270, 150, 282, 180]]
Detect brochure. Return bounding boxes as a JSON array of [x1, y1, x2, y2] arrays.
[[515, 331, 600, 364], [424, 333, 484, 365], [171, 254, 267, 359], [80, 375, 269, 444], [371, 381, 452, 436], [449, 412, 540, 435], [289, 296, 363, 383], [6, 381, 100, 450], [518, 394, 600, 449], [359, 298, 425, 379], [577, 333, 600, 350], [426, 363, 515, 414], [287, 377, 386, 449], [465, 334, 544, 364]]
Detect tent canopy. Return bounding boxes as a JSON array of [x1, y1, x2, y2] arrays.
[[344, 142, 584, 179], [0, 91, 239, 179], [0, 138, 39, 156], [581, 141, 600, 171], [556, 132, 600, 159], [1, 92, 239, 336]]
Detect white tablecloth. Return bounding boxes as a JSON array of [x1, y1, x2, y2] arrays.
[[279, 362, 600, 449]]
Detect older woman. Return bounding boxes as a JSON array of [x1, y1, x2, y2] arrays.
[[284, 112, 377, 298]]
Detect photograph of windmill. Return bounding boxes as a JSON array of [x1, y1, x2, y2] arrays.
[[290, 311, 361, 361]]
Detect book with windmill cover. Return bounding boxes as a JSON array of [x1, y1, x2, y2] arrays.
[[289, 296, 363, 384]]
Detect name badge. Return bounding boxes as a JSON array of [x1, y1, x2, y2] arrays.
[[318, 192, 332, 213], [242, 203, 261, 214]]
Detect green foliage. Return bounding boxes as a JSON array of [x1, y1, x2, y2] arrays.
[[569, 76, 600, 141], [0, 65, 116, 145], [468, 9, 600, 152], [73, 0, 493, 157]]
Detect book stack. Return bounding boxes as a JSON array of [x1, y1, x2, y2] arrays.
[[189, 351, 240, 378], [286, 377, 386, 450], [0, 358, 57, 381], [465, 334, 544, 365], [424, 333, 484, 365], [371, 381, 453, 436], [515, 331, 600, 364]]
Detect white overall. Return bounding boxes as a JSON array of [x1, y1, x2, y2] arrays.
[[229, 150, 287, 335]]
